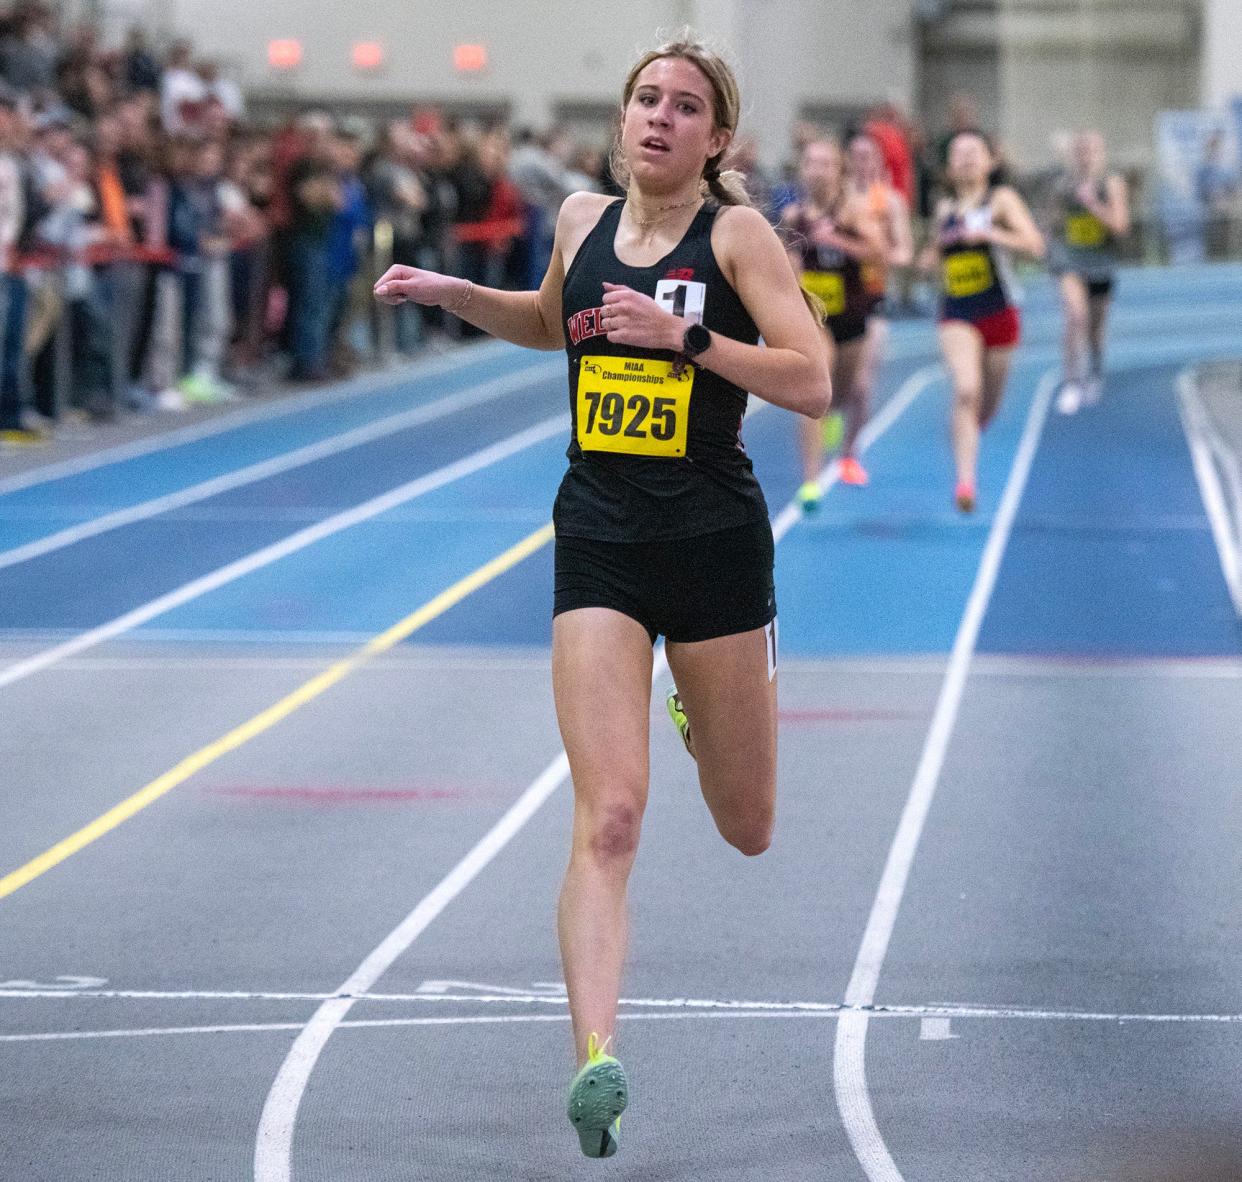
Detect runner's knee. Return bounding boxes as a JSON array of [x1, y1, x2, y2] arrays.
[[582, 800, 643, 863], [953, 380, 982, 411]]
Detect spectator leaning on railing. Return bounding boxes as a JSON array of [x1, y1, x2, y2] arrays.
[[324, 124, 373, 377], [364, 120, 430, 355], [285, 114, 343, 381]]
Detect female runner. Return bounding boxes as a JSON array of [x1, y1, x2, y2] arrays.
[[782, 136, 884, 503], [1048, 130, 1129, 413], [921, 130, 1044, 512], [375, 38, 830, 1158], [845, 128, 915, 482]]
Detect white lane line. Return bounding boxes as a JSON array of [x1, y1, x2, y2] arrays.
[[0, 340, 521, 496], [252, 362, 943, 1182], [0, 414, 568, 692], [919, 1017, 957, 1041], [878, 298, 1242, 365], [0, 504, 552, 526], [14, 1002, 1242, 1045], [0, 1012, 828, 1045], [23, 649, 1236, 682], [832, 366, 1058, 1182], [1176, 369, 1242, 617], [767, 363, 942, 541], [0, 364, 560, 572], [971, 655, 1242, 680], [0, 987, 840, 1010], [252, 750, 571, 1181], [0, 652, 560, 673], [12, 987, 1242, 1025]]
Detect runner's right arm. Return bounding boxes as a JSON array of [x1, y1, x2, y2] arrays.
[[373, 191, 607, 351], [916, 200, 948, 273]]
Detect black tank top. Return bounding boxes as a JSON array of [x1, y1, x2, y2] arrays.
[[937, 190, 1015, 321], [555, 198, 769, 542], [1054, 175, 1117, 273], [788, 201, 870, 325]]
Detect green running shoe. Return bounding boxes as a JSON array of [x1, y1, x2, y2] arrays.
[[666, 688, 694, 759], [821, 410, 844, 451], [567, 1032, 628, 1158], [796, 480, 822, 513]]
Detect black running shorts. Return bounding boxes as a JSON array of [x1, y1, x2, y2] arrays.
[[827, 312, 868, 346], [553, 520, 776, 644]]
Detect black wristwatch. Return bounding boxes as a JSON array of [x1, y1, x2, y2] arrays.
[[682, 322, 711, 358], [672, 322, 711, 377]]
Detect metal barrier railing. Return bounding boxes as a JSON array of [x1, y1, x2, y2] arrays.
[[12, 243, 177, 422], [19, 205, 1232, 427]]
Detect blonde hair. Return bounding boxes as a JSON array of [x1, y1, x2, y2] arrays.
[[612, 37, 825, 325], [610, 37, 751, 208]]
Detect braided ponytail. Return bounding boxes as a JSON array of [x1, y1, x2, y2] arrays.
[[703, 160, 751, 207]]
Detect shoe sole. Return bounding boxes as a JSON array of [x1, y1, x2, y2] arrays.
[[568, 1057, 628, 1158]]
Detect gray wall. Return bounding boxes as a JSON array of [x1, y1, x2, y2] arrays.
[[917, 0, 1202, 173], [147, 0, 916, 170], [997, 0, 1200, 171], [1201, 0, 1242, 111], [113, 0, 1235, 175]]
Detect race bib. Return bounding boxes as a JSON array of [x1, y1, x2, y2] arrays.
[[1065, 212, 1106, 248], [576, 355, 693, 458], [801, 270, 847, 316], [943, 251, 994, 299]]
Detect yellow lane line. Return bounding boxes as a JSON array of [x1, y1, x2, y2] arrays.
[[0, 523, 555, 902]]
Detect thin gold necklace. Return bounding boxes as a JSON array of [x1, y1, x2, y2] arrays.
[[625, 195, 701, 230]]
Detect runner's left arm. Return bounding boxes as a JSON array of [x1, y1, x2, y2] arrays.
[[988, 188, 1046, 260], [886, 190, 915, 269], [832, 195, 887, 265], [1099, 175, 1131, 237], [595, 205, 831, 419]]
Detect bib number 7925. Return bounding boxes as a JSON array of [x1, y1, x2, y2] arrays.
[[576, 356, 692, 457]]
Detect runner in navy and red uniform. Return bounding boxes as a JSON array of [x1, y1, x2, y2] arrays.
[[921, 130, 1044, 512]]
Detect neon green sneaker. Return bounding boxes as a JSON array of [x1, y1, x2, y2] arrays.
[[177, 373, 219, 403], [797, 480, 821, 513], [821, 410, 844, 451], [567, 1032, 628, 1158], [666, 688, 694, 759]]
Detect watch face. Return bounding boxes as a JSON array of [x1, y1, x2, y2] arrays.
[[684, 323, 711, 354]]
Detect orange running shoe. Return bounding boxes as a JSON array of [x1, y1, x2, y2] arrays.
[[954, 481, 976, 514], [839, 456, 869, 486]]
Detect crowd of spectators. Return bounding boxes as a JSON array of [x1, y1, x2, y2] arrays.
[[0, 3, 1213, 449], [0, 6, 629, 445]]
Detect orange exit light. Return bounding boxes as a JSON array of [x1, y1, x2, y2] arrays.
[[268, 39, 303, 70], [453, 44, 487, 72], [352, 41, 384, 71]]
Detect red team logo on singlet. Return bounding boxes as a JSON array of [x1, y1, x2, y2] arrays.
[[566, 306, 607, 346]]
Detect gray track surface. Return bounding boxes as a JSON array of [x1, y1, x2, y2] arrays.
[[4, 308, 1242, 1178], [5, 645, 1242, 1179]]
